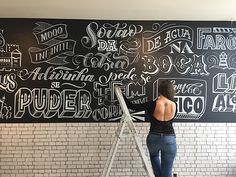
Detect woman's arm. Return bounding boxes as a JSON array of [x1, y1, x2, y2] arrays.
[[123, 95, 155, 112]]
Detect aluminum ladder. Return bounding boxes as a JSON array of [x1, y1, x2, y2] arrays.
[[101, 86, 154, 177]]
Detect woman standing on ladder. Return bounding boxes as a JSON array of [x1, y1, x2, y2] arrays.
[[124, 79, 177, 177]]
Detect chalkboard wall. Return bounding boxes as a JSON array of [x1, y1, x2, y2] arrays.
[[0, 19, 235, 123]]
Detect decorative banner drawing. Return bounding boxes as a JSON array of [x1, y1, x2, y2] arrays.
[[0, 19, 235, 123]]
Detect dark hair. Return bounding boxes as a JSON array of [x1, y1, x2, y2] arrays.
[[158, 80, 175, 101]]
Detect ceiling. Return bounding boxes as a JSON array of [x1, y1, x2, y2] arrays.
[[0, 0, 236, 20]]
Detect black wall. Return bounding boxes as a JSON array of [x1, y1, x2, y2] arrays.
[[0, 19, 235, 123]]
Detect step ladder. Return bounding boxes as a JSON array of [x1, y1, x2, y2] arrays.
[[101, 86, 154, 177]]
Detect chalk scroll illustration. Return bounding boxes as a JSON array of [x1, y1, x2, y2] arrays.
[[0, 19, 235, 123], [204, 52, 236, 71], [29, 22, 76, 65]]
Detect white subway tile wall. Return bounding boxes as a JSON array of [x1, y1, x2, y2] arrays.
[[0, 123, 235, 177]]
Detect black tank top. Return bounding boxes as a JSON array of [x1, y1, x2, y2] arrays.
[[149, 115, 175, 135], [124, 97, 177, 135]]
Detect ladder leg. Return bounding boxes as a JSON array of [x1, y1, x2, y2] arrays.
[[101, 118, 127, 177]]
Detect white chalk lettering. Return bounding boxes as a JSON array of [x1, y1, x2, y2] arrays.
[[213, 73, 236, 94], [14, 88, 92, 119]]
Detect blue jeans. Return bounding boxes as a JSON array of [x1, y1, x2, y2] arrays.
[[146, 133, 177, 177]]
